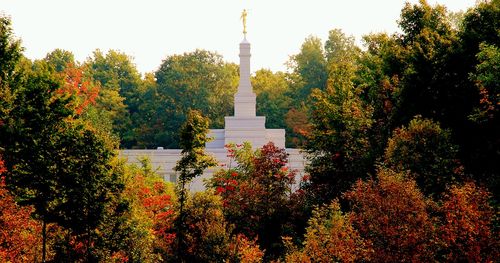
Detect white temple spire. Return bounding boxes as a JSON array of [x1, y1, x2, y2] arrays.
[[233, 11, 256, 117]]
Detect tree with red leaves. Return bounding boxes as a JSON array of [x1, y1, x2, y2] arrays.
[[56, 63, 100, 115], [344, 168, 436, 262], [438, 182, 499, 262], [209, 142, 296, 259], [0, 158, 41, 262]]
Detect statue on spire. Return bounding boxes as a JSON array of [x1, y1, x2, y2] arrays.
[[241, 9, 248, 37]]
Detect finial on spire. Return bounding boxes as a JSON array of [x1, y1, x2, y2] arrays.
[[241, 9, 248, 38]]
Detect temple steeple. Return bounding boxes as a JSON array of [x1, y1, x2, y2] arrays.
[[205, 10, 285, 149], [234, 37, 256, 117]]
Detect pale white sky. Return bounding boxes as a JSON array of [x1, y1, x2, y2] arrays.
[[1, 0, 476, 75]]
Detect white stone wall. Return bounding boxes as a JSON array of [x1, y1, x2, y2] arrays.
[[120, 147, 307, 192]]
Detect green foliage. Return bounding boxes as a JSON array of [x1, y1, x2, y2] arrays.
[[394, 0, 460, 126], [174, 109, 217, 262], [0, 15, 23, 122], [287, 36, 327, 104], [154, 50, 238, 148], [179, 191, 232, 262], [469, 42, 500, 121], [174, 109, 216, 184], [0, 15, 22, 86], [325, 29, 361, 66], [44, 49, 75, 72], [85, 49, 140, 147], [384, 116, 463, 197], [252, 69, 291, 130], [305, 72, 373, 203]]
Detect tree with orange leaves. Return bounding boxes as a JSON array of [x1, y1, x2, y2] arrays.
[[0, 158, 41, 262], [344, 168, 436, 262], [438, 182, 499, 262], [56, 63, 100, 115], [284, 201, 371, 263]]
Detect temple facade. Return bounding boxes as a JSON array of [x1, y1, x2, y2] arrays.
[[121, 36, 306, 191]]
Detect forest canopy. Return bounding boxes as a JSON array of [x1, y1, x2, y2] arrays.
[[0, 0, 499, 262]]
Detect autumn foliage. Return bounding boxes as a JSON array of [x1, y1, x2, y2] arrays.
[[209, 142, 296, 258], [439, 182, 499, 262], [56, 63, 99, 114], [0, 159, 41, 262], [284, 202, 371, 263], [344, 169, 436, 262], [286, 168, 499, 262]]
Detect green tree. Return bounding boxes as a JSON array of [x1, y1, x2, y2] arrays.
[[0, 61, 74, 261], [252, 69, 291, 130], [457, 0, 500, 195], [384, 116, 463, 197], [173, 109, 216, 262], [305, 58, 373, 204], [0, 54, 125, 262], [180, 191, 232, 262], [85, 49, 141, 147], [287, 36, 327, 104], [355, 33, 403, 157], [44, 49, 75, 72], [469, 43, 500, 121], [0, 15, 23, 122], [154, 50, 238, 148], [324, 29, 360, 66]]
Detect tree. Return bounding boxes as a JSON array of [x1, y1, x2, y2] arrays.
[[119, 158, 176, 262], [0, 15, 23, 127], [85, 49, 140, 147], [287, 36, 327, 102], [180, 191, 232, 262], [209, 142, 296, 259], [51, 125, 125, 261], [343, 168, 436, 262], [438, 181, 499, 262], [173, 109, 216, 261], [469, 43, 500, 121], [384, 116, 463, 197], [457, 0, 500, 196], [0, 158, 41, 262], [0, 61, 74, 261], [44, 49, 75, 72], [324, 29, 361, 66], [305, 65, 373, 204], [252, 69, 291, 130], [0, 55, 126, 261], [154, 50, 238, 148], [56, 62, 100, 115], [355, 33, 403, 158], [284, 201, 371, 263]]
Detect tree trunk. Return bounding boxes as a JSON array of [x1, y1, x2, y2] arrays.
[[42, 219, 47, 262], [177, 181, 186, 262]]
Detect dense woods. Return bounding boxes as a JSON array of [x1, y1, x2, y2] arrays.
[[0, 0, 499, 262]]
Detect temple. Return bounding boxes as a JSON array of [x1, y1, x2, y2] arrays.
[[121, 16, 305, 191], [206, 37, 286, 149]]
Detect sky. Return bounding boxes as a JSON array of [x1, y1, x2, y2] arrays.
[[1, 0, 476, 75]]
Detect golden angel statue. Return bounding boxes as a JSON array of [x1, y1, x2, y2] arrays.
[[241, 9, 248, 37]]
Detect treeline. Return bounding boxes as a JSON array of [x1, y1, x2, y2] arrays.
[[0, 0, 499, 262]]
